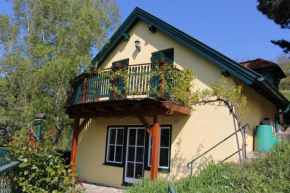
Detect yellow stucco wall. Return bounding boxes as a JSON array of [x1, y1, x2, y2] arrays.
[[77, 109, 238, 188], [75, 20, 277, 188]]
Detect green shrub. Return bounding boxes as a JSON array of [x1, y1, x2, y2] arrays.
[[127, 140, 290, 193], [8, 130, 84, 193], [126, 178, 168, 193]]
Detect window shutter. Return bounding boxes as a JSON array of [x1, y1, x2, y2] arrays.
[[112, 59, 128, 69], [150, 50, 173, 65], [150, 49, 174, 97], [111, 59, 129, 99]]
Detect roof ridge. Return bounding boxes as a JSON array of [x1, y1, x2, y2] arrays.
[[90, 7, 289, 108]]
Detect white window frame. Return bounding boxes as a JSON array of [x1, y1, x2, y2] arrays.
[[106, 127, 124, 164], [148, 126, 171, 169]]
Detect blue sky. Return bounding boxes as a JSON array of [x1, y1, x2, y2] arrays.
[[0, 0, 288, 62]]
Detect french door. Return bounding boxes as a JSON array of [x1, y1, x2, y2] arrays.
[[124, 127, 146, 183]]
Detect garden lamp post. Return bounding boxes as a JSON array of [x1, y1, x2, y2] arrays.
[[35, 113, 46, 142]]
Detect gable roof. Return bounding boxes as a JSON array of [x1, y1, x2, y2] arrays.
[[240, 58, 286, 79], [91, 7, 289, 109]]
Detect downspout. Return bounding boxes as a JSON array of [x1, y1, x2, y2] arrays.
[[274, 104, 290, 132], [255, 76, 290, 132]]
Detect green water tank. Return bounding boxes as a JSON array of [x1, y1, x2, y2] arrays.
[[254, 125, 274, 152], [273, 137, 278, 145]]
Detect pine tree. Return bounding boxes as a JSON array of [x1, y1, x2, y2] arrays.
[[277, 53, 290, 100], [257, 0, 290, 53]]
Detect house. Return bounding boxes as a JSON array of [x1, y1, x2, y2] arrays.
[[65, 7, 289, 187], [240, 59, 290, 127], [240, 58, 286, 89]]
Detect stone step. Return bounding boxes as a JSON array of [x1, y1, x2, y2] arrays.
[[273, 132, 290, 141], [247, 151, 265, 159]]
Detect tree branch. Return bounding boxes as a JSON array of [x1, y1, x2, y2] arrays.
[[54, 123, 61, 145]]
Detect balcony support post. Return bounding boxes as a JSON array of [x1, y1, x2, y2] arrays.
[[70, 118, 90, 174], [138, 116, 152, 136], [150, 115, 161, 180], [70, 117, 80, 174], [76, 118, 90, 136]]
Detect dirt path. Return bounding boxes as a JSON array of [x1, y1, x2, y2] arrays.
[[82, 183, 125, 193]]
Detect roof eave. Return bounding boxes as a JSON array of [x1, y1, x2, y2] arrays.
[[254, 77, 289, 108]]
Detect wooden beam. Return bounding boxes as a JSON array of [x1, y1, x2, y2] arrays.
[[73, 108, 81, 114], [148, 24, 156, 33], [146, 106, 162, 112], [66, 109, 73, 115], [122, 32, 130, 40], [69, 109, 167, 119], [67, 100, 190, 118], [138, 116, 152, 136], [162, 102, 191, 115], [112, 104, 129, 111], [70, 118, 80, 174], [76, 118, 90, 137], [95, 105, 110, 113], [150, 115, 161, 181], [166, 108, 174, 116], [134, 103, 141, 109], [81, 107, 95, 114]]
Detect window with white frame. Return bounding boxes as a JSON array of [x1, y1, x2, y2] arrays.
[[148, 127, 171, 169], [106, 127, 124, 163]]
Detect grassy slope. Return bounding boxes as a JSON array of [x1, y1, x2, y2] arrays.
[[127, 140, 290, 193]]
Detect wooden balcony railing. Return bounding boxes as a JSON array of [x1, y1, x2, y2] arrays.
[[68, 63, 183, 106]]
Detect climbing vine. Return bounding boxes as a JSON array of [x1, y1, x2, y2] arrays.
[[189, 77, 249, 160], [82, 63, 249, 160], [95, 62, 194, 104]]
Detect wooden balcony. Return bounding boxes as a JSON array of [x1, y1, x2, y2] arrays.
[[67, 62, 192, 180], [66, 63, 191, 118]]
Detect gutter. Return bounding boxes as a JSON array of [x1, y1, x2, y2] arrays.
[[274, 104, 290, 132], [255, 76, 289, 108]]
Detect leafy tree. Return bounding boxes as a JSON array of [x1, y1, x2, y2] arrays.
[[0, 0, 120, 145], [277, 53, 290, 100], [257, 0, 290, 53]]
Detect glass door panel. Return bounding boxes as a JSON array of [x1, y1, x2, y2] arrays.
[[125, 127, 145, 183]]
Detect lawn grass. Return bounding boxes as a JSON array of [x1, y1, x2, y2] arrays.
[[127, 140, 290, 193]]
